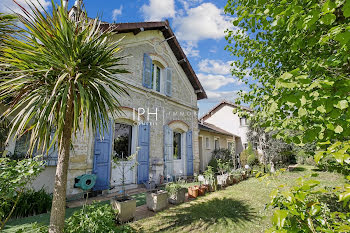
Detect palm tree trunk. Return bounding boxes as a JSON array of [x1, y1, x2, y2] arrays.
[[49, 91, 74, 233]]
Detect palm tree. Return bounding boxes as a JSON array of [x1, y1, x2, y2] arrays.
[[0, 1, 128, 232]]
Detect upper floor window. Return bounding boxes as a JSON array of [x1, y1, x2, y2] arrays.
[[143, 53, 172, 96], [240, 117, 249, 127]]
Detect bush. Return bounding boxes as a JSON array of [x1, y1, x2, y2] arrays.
[[165, 183, 184, 196], [208, 148, 233, 173], [4, 188, 52, 219], [65, 203, 118, 233], [247, 153, 258, 166]]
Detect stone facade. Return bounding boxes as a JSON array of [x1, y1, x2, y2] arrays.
[[20, 29, 201, 197]]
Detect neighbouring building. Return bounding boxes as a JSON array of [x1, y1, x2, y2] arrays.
[[1, 20, 207, 198], [198, 101, 254, 171]]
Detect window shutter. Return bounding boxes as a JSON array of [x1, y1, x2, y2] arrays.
[[163, 125, 173, 179], [143, 53, 153, 89], [165, 67, 172, 96]]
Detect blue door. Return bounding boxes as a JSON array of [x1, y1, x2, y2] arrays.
[[92, 120, 113, 191], [137, 123, 150, 184], [186, 130, 193, 176]]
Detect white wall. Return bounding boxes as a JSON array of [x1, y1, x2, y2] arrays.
[[204, 105, 249, 154]]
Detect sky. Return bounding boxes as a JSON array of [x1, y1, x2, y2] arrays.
[[0, 0, 248, 117]]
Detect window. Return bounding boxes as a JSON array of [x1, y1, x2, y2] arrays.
[[173, 131, 181, 159], [240, 117, 248, 126], [205, 137, 210, 149], [113, 123, 132, 159], [143, 54, 172, 96], [228, 141, 233, 150], [214, 138, 220, 150], [243, 143, 248, 150], [152, 63, 162, 92]]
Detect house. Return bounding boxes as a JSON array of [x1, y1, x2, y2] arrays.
[[1, 20, 206, 198], [198, 101, 254, 170], [198, 122, 236, 172]]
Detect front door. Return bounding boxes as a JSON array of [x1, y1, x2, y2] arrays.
[[93, 120, 113, 191]]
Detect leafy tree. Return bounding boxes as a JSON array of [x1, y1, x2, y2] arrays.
[[0, 1, 128, 232], [225, 0, 350, 231]]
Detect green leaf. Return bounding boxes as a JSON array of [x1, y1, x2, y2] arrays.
[[317, 105, 326, 113], [322, 0, 336, 14], [343, 0, 350, 18], [310, 204, 321, 216], [300, 96, 307, 106], [335, 31, 350, 45], [335, 125, 344, 133], [320, 13, 336, 25], [272, 210, 289, 229], [335, 100, 349, 110], [298, 108, 307, 117], [315, 151, 325, 163]]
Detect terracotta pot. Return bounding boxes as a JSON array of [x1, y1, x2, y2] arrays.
[[197, 185, 206, 196], [188, 186, 199, 198]]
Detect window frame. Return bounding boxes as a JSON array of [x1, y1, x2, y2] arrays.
[[113, 122, 133, 160], [214, 137, 220, 150], [173, 131, 182, 160], [205, 137, 210, 149], [151, 62, 164, 94]]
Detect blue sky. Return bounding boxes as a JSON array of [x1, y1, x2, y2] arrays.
[[0, 0, 248, 117]]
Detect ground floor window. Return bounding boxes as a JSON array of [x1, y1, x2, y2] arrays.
[[214, 138, 220, 150], [173, 131, 182, 160], [113, 123, 132, 159], [228, 141, 233, 150]]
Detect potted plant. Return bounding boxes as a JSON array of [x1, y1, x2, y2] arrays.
[[216, 159, 230, 187], [188, 186, 199, 198], [203, 166, 217, 192], [111, 152, 138, 223], [166, 183, 187, 205], [146, 189, 168, 212]]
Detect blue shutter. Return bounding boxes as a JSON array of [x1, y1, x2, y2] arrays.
[[92, 119, 113, 191], [46, 130, 58, 166], [163, 125, 173, 178], [137, 123, 150, 184], [143, 53, 153, 89], [186, 130, 193, 176], [165, 67, 172, 96]]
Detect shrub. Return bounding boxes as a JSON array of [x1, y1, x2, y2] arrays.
[[165, 183, 184, 196], [4, 188, 52, 219], [240, 142, 259, 166], [208, 148, 234, 173], [65, 203, 118, 233], [247, 153, 258, 166]]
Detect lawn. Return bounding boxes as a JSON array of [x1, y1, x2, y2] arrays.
[[127, 166, 345, 233], [3, 166, 345, 233]]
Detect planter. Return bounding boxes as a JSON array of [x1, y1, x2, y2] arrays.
[[217, 174, 229, 187], [111, 196, 136, 223], [188, 186, 199, 198], [146, 190, 168, 212], [168, 187, 187, 205], [227, 175, 234, 185], [195, 185, 206, 196]]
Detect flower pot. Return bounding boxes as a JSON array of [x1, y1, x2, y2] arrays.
[[111, 196, 136, 223], [227, 175, 234, 185], [196, 185, 206, 196], [168, 187, 187, 205], [188, 186, 199, 198], [217, 174, 229, 187], [146, 190, 168, 212]]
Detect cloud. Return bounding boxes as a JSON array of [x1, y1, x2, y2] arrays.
[[197, 73, 242, 91], [182, 41, 200, 57], [0, 0, 50, 14], [173, 3, 233, 42], [141, 0, 175, 21], [205, 90, 241, 103], [112, 6, 123, 21], [198, 59, 232, 75]]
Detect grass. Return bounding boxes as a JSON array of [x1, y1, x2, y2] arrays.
[[127, 165, 345, 233], [3, 166, 345, 233], [3, 192, 146, 233]]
